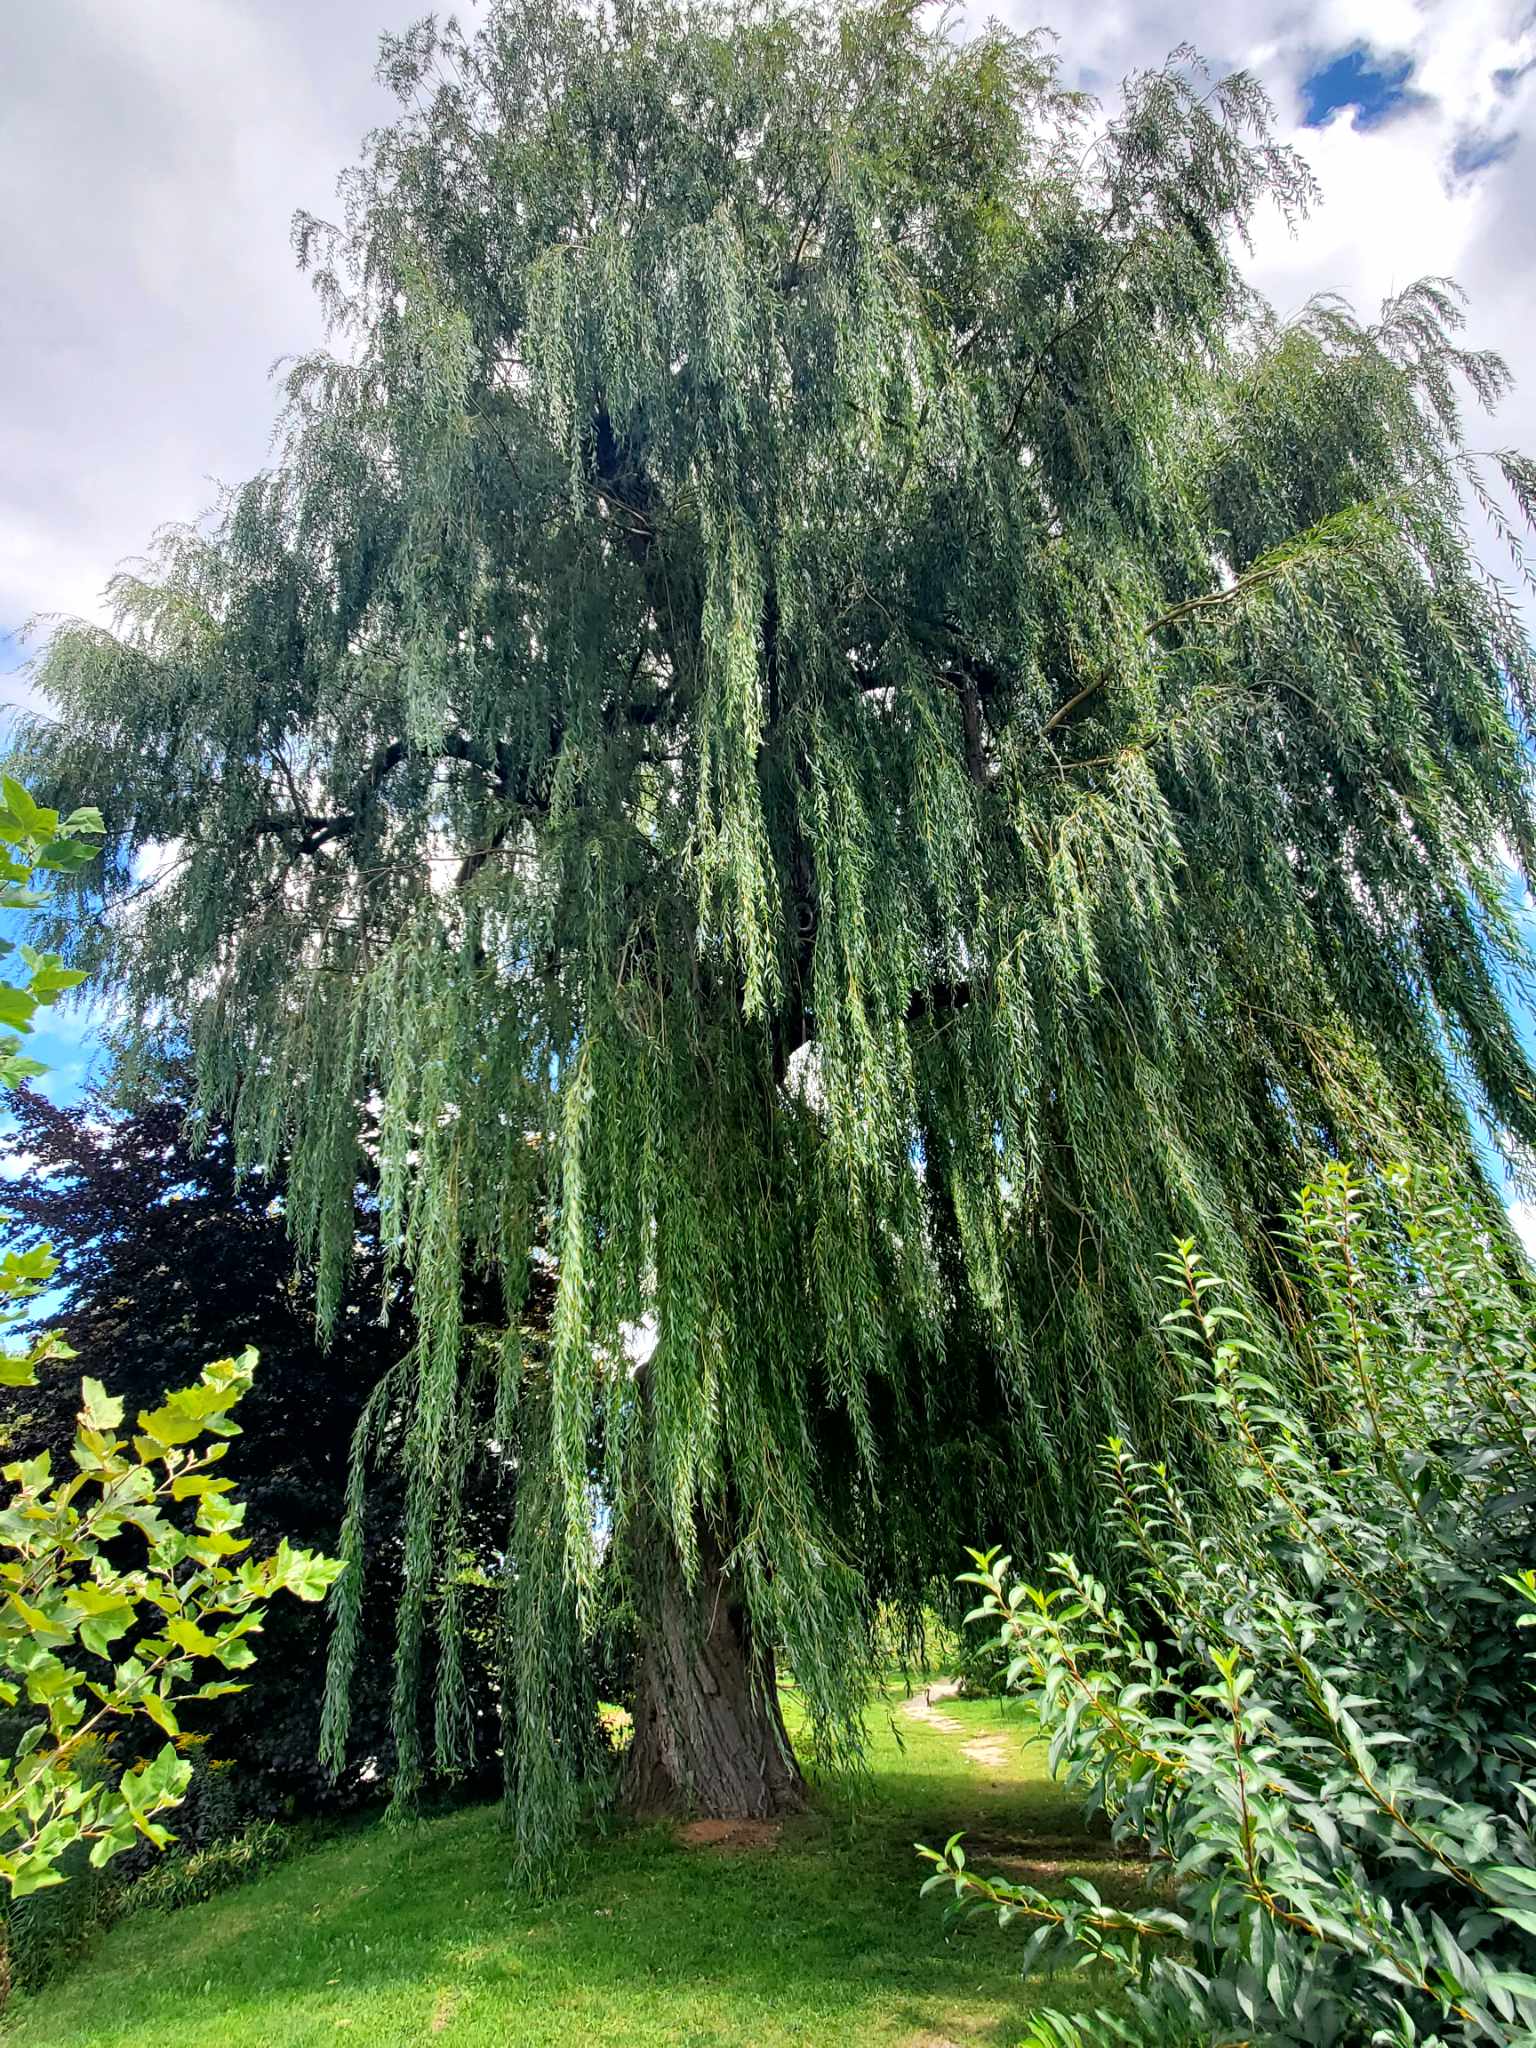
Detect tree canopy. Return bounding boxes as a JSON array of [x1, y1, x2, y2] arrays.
[[16, 0, 1536, 1870]]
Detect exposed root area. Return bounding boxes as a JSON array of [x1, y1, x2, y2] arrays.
[[673, 1818, 783, 1851]]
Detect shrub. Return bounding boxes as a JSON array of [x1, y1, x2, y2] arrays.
[[119, 1817, 292, 1915], [0, 1737, 118, 1995], [0, 1354, 342, 1898], [926, 1161, 1536, 2046], [947, 1611, 1008, 1699], [0, 1074, 430, 1817]]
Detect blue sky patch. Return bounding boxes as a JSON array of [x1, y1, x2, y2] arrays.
[[1301, 47, 1427, 130], [1453, 129, 1519, 178]]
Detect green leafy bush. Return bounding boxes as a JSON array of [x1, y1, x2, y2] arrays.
[[0, 1354, 342, 1896], [926, 1162, 1536, 2046], [0, 1738, 117, 1995], [117, 1817, 293, 1915], [0, 1078, 421, 1817], [947, 1612, 1008, 1699], [0, 1741, 294, 1994]]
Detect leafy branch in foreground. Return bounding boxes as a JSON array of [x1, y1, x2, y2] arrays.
[[0, 773, 101, 1392], [0, 776, 341, 1902], [926, 1161, 1536, 2046], [0, 1351, 342, 1897]]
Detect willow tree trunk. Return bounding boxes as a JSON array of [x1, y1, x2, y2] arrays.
[[619, 1512, 806, 1819]]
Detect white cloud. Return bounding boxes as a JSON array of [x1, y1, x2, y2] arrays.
[[129, 838, 186, 900], [3, 0, 1532, 703], [5, 0, 1534, 676], [0, 0, 429, 664]]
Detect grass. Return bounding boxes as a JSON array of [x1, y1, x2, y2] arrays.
[[3, 1684, 1144, 2048]]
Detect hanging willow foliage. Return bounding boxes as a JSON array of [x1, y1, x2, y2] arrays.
[[16, 0, 1536, 1874]]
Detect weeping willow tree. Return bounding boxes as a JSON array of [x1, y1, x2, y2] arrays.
[[17, 0, 1536, 1867]]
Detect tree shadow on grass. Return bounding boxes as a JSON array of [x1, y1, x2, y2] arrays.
[[7, 1710, 1136, 2048]]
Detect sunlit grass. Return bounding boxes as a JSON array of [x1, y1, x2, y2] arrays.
[[4, 1685, 1140, 2048]]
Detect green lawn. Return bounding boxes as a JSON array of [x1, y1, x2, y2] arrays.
[[4, 1686, 1142, 2048]]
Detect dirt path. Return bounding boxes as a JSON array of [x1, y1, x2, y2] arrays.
[[900, 1683, 1013, 1773], [899, 1679, 966, 1734], [899, 1678, 1153, 1911], [901, 1687, 1048, 1802], [959, 1734, 1011, 1770]]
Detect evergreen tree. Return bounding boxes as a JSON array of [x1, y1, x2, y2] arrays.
[[16, 0, 1536, 1871]]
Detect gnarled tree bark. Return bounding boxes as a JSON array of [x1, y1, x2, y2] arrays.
[[620, 1510, 806, 1820]]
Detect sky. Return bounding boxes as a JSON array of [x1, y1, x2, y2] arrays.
[[4, 0, 1536, 1208]]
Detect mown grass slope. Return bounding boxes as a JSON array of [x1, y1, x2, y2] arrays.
[[4, 1687, 1141, 2047]]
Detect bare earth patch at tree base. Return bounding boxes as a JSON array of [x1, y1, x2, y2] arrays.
[[673, 1818, 783, 1851]]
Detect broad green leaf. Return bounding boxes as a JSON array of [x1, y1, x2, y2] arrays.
[[80, 1377, 124, 1433]]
